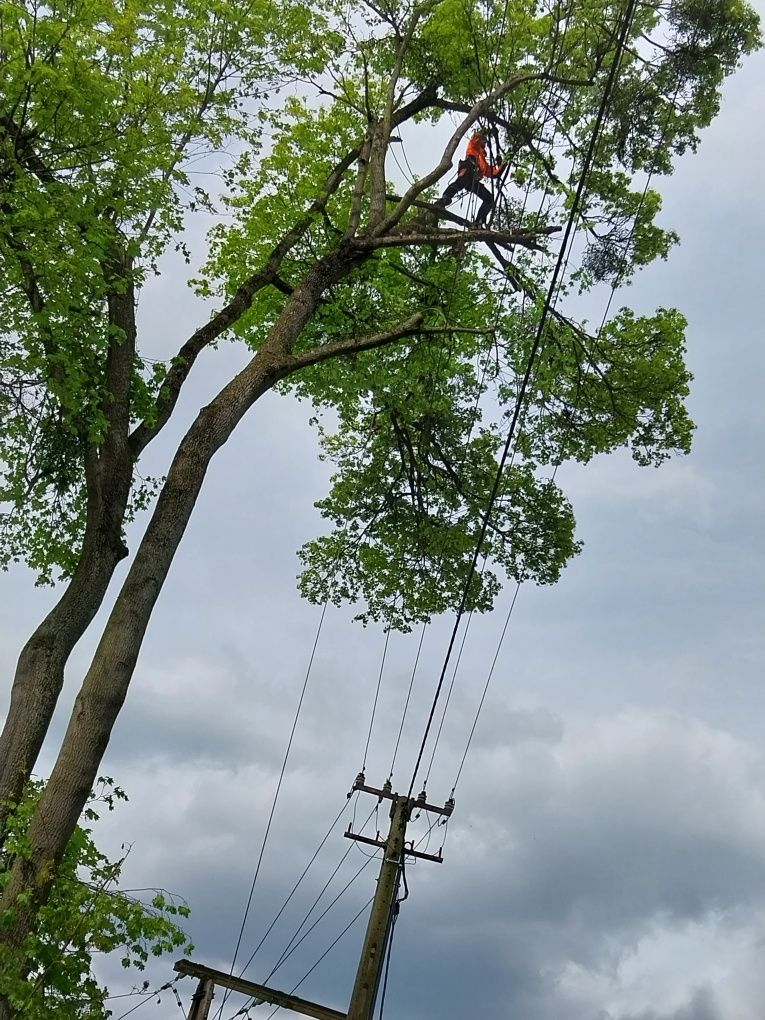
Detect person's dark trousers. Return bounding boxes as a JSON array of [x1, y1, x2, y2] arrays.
[[440, 169, 494, 225]]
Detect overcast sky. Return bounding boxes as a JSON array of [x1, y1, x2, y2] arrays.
[[2, 14, 765, 1020]]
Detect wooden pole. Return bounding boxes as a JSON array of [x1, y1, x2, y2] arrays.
[[176, 961, 344, 1020], [346, 795, 410, 1020], [187, 977, 214, 1020]]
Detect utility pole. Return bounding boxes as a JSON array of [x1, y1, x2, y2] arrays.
[[187, 977, 214, 1020], [176, 776, 454, 1020], [346, 791, 408, 1020]]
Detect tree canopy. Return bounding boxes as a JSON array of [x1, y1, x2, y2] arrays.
[[0, 0, 760, 1011]]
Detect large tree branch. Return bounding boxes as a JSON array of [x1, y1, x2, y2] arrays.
[[129, 150, 361, 456], [101, 246, 136, 464], [0, 113, 56, 184], [352, 223, 560, 252], [129, 87, 442, 456], [0, 241, 368, 948], [290, 316, 492, 371]]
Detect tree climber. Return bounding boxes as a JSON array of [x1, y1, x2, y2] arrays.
[[436, 126, 506, 226]]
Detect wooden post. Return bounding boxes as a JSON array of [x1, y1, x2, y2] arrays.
[[346, 794, 410, 1020], [188, 977, 214, 1020], [176, 961, 344, 1020]]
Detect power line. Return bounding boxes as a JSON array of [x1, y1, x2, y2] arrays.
[[233, 808, 379, 1019], [362, 627, 391, 770], [388, 621, 427, 779], [264, 895, 375, 1020], [232, 820, 379, 1020], [452, 580, 521, 792], [407, 0, 640, 800], [232, 797, 349, 982], [265, 850, 377, 983], [217, 598, 330, 1017]]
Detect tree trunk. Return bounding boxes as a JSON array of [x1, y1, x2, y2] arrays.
[[0, 253, 136, 833], [0, 511, 128, 830], [0, 250, 357, 1017]]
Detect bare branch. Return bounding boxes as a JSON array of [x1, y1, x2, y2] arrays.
[[289, 316, 492, 371], [352, 223, 560, 252], [289, 313, 424, 368]]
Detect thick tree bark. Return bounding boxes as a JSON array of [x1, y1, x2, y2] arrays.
[[0, 252, 136, 832], [0, 499, 128, 828]]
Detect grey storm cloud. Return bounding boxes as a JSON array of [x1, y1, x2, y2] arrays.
[[613, 986, 721, 1020], [90, 682, 765, 1020]]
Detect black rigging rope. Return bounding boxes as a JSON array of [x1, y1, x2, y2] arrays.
[[410, 0, 587, 789], [448, 0, 681, 801]]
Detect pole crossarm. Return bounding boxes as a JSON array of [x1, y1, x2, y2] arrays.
[[174, 960, 347, 1020], [352, 780, 454, 818], [343, 829, 443, 863]]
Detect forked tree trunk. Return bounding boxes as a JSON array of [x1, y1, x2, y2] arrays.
[[0, 503, 129, 829], [0, 251, 356, 1019], [0, 254, 136, 833]]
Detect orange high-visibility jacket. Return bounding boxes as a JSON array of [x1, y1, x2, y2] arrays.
[[463, 133, 503, 178]]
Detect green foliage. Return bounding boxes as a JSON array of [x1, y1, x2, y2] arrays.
[[1, 0, 760, 623], [0, 779, 192, 1019], [0, 0, 336, 580]]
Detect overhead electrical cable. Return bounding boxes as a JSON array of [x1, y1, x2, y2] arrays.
[[263, 895, 375, 1020], [407, 0, 640, 800], [265, 853, 377, 982], [362, 627, 391, 770], [231, 797, 349, 981], [387, 621, 427, 779], [216, 597, 330, 1018], [233, 808, 379, 1019], [261, 805, 376, 982]]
